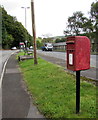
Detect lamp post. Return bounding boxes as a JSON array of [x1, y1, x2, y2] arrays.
[[21, 7, 30, 28], [21, 7, 30, 51], [25, 40, 28, 51]]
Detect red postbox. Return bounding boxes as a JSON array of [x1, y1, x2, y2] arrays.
[[66, 36, 90, 71]]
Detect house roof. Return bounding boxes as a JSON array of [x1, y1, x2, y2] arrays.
[[53, 42, 66, 46]]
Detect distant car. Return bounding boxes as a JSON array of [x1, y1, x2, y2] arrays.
[[30, 46, 33, 49], [11, 47, 17, 50], [42, 43, 53, 51]]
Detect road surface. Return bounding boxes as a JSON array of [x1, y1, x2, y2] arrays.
[[0, 50, 18, 76], [37, 50, 97, 80], [37, 50, 97, 68]]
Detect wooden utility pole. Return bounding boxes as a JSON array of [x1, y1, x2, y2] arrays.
[[31, 0, 38, 64]]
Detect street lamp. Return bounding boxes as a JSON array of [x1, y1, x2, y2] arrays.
[[21, 7, 30, 28], [25, 40, 28, 50], [21, 7, 30, 51]]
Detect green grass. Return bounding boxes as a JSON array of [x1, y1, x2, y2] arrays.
[[17, 51, 25, 56], [18, 55, 96, 118]]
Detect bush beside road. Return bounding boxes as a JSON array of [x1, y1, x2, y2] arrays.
[[18, 53, 96, 118]]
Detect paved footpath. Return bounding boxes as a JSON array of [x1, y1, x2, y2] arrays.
[[2, 54, 45, 119]]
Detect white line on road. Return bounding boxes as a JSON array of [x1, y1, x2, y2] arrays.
[[0, 57, 9, 88], [0, 52, 15, 88]]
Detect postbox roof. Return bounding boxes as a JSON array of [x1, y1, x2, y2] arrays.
[[67, 36, 90, 44], [67, 36, 91, 40]]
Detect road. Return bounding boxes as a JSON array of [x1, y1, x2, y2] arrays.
[[37, 50, 97, 80], [37, 50, 97, 68], [0, 50, 18, 75], [0, 50, 18, 119]]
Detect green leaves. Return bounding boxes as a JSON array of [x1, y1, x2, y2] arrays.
[[65, 11, 90, 36], [1, 6, 32, 49], [90, 1, 98, 19], [64, 1, 98, 52]]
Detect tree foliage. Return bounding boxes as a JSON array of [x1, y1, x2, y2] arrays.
[[90, 1, 98, 51], [90, 1, 98, 39], [55, 38, 65, 43], [64, 1, 98, 52], [42, 38, 53, 43], [90, 1, 98, 23], [1, 6, 32, 49], [64, 11, 93, 36]]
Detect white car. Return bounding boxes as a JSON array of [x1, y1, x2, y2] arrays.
[[30, 46, 33, 49], [42, 43, 53, 51], [11, 47, 17, 50]]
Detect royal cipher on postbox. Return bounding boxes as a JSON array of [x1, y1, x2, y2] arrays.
[[66, 36, 90, 71]]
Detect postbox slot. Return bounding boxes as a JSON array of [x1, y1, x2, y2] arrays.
[[66, 41, 75, 44], [69, 50, 74, 52]]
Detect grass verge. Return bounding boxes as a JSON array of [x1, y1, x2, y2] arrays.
[[18, 54, 96, 118]]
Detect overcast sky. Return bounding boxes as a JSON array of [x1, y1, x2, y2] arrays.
[[0, 0, 95, 37]]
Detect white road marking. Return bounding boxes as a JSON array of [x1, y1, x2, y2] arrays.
[[0, 52, 15, 88]]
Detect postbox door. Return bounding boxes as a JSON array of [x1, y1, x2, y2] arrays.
[[75, 37, 90, 71], [67, 41, 75, 70]]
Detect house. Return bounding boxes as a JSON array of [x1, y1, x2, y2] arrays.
[[53, 42, 66, 51]]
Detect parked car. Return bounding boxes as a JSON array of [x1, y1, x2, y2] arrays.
[[42, 43, 53, 51], [30, 46, 33, 49], [11, 47, 17, 50]]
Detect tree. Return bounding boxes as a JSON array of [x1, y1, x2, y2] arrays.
[[90, 1, 98, 51], [64, 11, 90, 36], [42, 37, 53, 44], [90, 1, 98, 27], [36, 40, 43, 49], [2, 31, 14, 49], [1, 6, 32, 49], [0, 6, 2, 48], [55, 38, 65, 43], [55, 38, 61, 43], [63, 1, 98, 52]]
